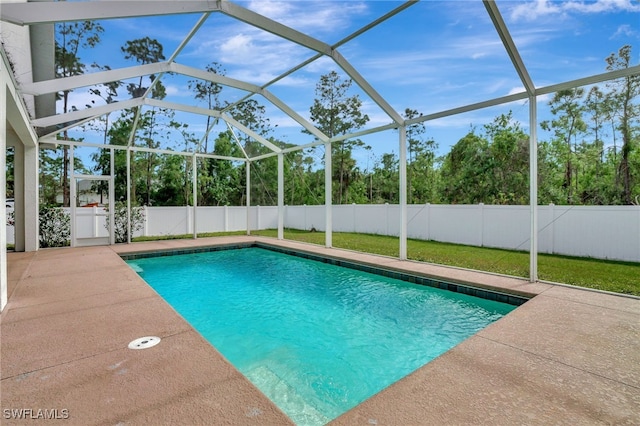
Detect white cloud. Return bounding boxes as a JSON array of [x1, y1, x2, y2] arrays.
[[270, 74, 313, 88], [164, 84, 188, 97], [507, 86, 526, 96], [246, 0, 368, 35], [563, 0, 640, 14], [511, 0, 563, 22], [219, 33, 256, 62], [304, 56, 339, 74], [361, 100, 396, 127], [610, 24, 638, 39], [510, 0, 640, 22], [186, 23, 315, 85]]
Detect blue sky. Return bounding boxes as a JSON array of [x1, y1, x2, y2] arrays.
[[64, 0, 640, 169]]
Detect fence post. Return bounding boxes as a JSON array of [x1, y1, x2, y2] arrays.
[[143, 205, 148, 237], [224, 205, 229, 232], [352, 203, 357, 232], [550, 203, 555, 255], [257, 205, 261, 230], [93, 206, 98, 238], [426, 203, 430, 241], [303, 204, 307, 231], [479, 203, 484, 247], [186, 205, 191, 234], [385, 203, 390, 236]]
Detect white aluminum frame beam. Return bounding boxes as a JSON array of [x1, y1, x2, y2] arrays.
[[324, 142, 332, 248], [142, 100, 282, 156], [192, 153, 198, 239], [219, 1, 331, 56], [251, 122, 400, 162], [12, 0, 412, 153], [134, 15, 208, 114], [39, 115, 104, 141], [110, 149, 115, 245], [486, 0, 536, 282], [246, 162, 251, 235], [537, 65, 640, 96], [253, 1, 416, 91], [225, 121, 250, 160], [220, 112, 282, 154], [144, 98, 221, 118], [170, 62, 260, 94], [22, 60, 329, 149], [260, 91, 328, 142], [45, 138, 246, 162], [332, 50, 404, 124], [405, 65, 640, 128], [31, 98, 143, 128], [222, 1, 404, 124], [173, 63, 328, 141], [484, 0, 535, 95], [529, 95, 538, 282], [406, 92, 528, 126], [0, 1, 220, 25], [277, 153, 284, 240], [20, 62, 170, 96], [398, 126, 407, 260]]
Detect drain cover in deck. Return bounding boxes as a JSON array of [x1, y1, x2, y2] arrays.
[[128, 336, 161, 350]]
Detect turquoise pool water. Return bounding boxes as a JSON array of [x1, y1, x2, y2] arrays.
[[127, 247, 516, 425]]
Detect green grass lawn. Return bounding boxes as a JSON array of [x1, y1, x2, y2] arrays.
[[134, 229, 640, 296], [251, 229, 640, 296]]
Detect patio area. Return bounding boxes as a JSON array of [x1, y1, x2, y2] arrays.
[[2, 236, 639, 425]]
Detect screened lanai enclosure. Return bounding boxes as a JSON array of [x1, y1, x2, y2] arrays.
[[2, 1, 639, 310]]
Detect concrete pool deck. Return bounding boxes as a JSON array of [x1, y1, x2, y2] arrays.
[[2, 236, 639, 425]]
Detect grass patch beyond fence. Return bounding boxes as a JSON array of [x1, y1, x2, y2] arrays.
[[132, 229, 639, 296]]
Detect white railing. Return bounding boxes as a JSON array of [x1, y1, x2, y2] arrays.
[[7, 204, 640, 262]]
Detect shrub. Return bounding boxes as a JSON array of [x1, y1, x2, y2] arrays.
[[39, 206, 70, 248], [106, 201, 145, 243]]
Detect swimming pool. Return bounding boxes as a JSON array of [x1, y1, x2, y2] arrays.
[[126, 246, 519, 425]]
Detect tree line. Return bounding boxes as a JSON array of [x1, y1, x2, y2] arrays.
[[32, 20, 639, 207]]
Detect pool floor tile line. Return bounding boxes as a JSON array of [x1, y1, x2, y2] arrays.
[[2, 236, 639, 425]]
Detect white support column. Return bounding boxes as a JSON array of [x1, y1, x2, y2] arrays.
[[15, 142, 37, 252], [109, 148, 115, 245], [246, 160, 251, 235], [126, 148, 131, 243], [1, 80, 6, 311], [399, 126, 408, 260], [70, 145, 76, 247], [325, 142, 332, 248], [192, 154, 197, 239], [11, 141, 25, 251], [277, 153, 284, 240], [529, 95, 538, 282]]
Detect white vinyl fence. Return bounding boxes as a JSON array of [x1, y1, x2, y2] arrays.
[[7, 204, 640, 262], [285, 204, 640, 262]]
